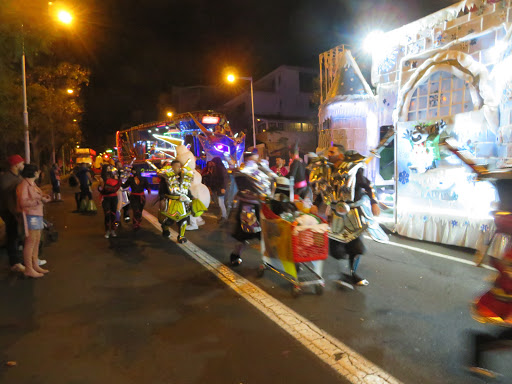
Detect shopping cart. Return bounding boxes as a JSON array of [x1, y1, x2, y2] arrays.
[[257, 202, 329, 297]]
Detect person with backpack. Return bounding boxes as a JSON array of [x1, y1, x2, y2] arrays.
[[98, 166, 121, 238]]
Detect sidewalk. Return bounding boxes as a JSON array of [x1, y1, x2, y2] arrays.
[[0, 185, 346, 384]]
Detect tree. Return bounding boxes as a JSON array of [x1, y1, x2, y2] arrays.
[[28, 62, 90, 166], [0, 1, 90, 165]]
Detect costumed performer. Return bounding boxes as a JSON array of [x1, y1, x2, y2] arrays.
[[230, 149, 276, 266], [310, 145, 381, 287]]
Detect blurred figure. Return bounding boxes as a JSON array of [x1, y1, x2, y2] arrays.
[[207, 157, 229, 223], [288, 144, 308, 199], [50, 163, 62, 202], [98, 166, 121, 238], [122, 168, 151, 231], [68, 165, 81, 212], [0, 155, 25, 273], [271, 157, 288, 177], [76, 163, 94, 212], [17, 164, 51, 278]]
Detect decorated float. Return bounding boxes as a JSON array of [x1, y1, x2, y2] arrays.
[[116, 110, 245, 185], [318, 0, 512, 248]]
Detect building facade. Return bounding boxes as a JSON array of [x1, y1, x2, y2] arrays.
[[222, 65, 318, 155]]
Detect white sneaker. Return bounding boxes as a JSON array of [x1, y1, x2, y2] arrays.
[[187, 224, 199, 231], [38, 259, 47, 266], [110, 231, 117, 238], [104, 230, 110, 238], [196, 217, 205, 226]]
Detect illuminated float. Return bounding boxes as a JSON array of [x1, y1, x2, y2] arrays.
[[319, 0, 512, 248]]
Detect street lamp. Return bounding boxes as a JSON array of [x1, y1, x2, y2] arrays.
[[167, 111, 173, 118], [21, 6, 73, 163], [57, 10, 73, 25], [226, 73, 256, 148], [67, 88, 74, 94]]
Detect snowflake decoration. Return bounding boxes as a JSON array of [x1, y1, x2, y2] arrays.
[[451, 220, 458, 227], [435, 32, 445, 47], [423, 215, 428, 222], [464, 221, 470, 227], [378, 48, 400, 74], [470, 38, 477, 46], [399, 171, 410, 185], [480, 224, 489, 232]]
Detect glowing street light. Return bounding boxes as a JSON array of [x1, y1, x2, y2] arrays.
[[363, 30, 385, 54], [67, 88, 74, 94], [22, 4, 74, 163], [225, 73, 256, 147], [167, 111, 173, 117], [57, 10, 73, 25]]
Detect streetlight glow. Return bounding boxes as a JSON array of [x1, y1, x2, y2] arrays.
[[67, 89, 74, 94], [57, 10, 73, 24], [225, 71, 256, 147], [167, 111, 173, 117], [364, 30, 385, 53]]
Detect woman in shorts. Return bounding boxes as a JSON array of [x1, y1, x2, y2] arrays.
[[17, 164, 51, 278]]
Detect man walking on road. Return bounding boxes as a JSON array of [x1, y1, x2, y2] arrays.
[[0, 155, 25, 272]]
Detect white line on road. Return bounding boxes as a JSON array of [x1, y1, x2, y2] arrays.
[[143, 211, 402, 384], [363, 236, 495, 272]]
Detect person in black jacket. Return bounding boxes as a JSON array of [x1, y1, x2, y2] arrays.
[[208, 157, 229, 223], [288, 144, 308, 199], [122, 168, 151, 230]]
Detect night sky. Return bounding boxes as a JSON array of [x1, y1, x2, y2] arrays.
[[70, 0, 457, 149]]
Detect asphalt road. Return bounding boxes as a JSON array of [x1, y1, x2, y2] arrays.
[[0, 186, 345, 384], [2, 185, 511, 383], [144, 195, 512, 384]]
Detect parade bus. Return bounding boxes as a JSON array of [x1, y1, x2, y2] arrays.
[[116, 110, 231, 185]]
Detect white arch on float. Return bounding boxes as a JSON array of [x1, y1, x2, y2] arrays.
[[393, 50, 499, 133]]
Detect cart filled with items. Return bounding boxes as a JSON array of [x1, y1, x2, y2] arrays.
[[258, 201, 329, 297]]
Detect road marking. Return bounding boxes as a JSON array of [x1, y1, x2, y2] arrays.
[[363, 236, 495, 271], [143, 210, 401, 384]]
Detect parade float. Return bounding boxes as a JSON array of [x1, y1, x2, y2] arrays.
[[116, 110, 245, 185], [319, 0, 512, 248]]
